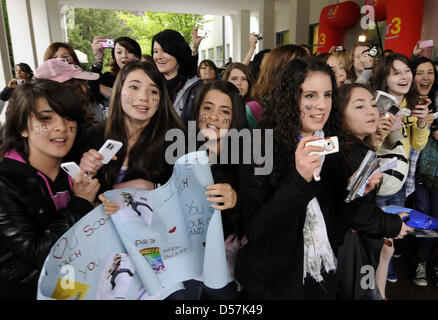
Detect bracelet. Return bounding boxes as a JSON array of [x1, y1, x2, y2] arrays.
[[92, 58, 102, 69]]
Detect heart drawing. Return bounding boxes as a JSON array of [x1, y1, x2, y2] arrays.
[[52, 237, 67, 259], [168, 226, 176, 233]]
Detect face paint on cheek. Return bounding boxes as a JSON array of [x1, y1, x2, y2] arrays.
[[41, 124, 48, 132], [222, 118, 231, 125], [152, 98, 159, 107], [69, 126, 77, 134], [304, 105, 314, 111], [122, 94, 134, 105], [199, 113, 207, 123], [33, 125, 41, 135]]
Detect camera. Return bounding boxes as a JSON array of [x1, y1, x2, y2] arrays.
[[99, 39, 115, 48], [197, 29, 208, 38], [363, 46, 378, 57], [306, 136, 339, 156], [16, 79, 24, 85], [254, 33, 263, 40], [335, 46, 343, 51]]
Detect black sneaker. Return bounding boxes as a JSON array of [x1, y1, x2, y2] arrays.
[[412, 261, 428, 287]]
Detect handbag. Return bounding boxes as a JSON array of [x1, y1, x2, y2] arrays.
[[336, 229, 383, 300]]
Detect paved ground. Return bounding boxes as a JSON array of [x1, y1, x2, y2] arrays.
[[386, 236, 438, 300]]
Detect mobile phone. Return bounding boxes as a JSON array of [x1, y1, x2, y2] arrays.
[[417, 96, 428, 105], [60, 162, 82, 179], [335, 46, 343, 51], [419, 40, 433, 49], [197, 29, 208, 38], [98, 139, 123, 164], [387, 105, 400, 116], [99, 38, 115, 48], [16, 79, 24, 85]]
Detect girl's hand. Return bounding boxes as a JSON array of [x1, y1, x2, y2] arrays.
[[113, 179, 154, 190], [411, 99, 431, 128], [79, 149, 117, 176], [206, 183, 237, 211], [7, 78, 17, 88], [377, 113, 395, 137], [295, 136, 325, 182], [73, 171, 101, 204], [390, 112, 404, 132], [364, 172, 382, 195], [91, 36, 105, 61], [98, 194, 120, 215], [249, 33, 259, 49], [395, 213, 414, 239]]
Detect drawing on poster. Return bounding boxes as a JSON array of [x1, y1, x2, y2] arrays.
[[119, 192, 153, 225], [139, 247, 166, 274], [98, 252, 136, 300]]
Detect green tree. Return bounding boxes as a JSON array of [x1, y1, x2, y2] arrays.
[[117, 11, 205, 55], [67, 8, 132, 70]]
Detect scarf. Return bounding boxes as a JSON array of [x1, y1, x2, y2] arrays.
[[302, 131, 337, 283]]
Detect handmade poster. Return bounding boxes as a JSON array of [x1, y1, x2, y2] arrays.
[[37, 151, 230, 300]]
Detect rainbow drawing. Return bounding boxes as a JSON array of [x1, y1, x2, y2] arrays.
[[139, 247, 166, 274]]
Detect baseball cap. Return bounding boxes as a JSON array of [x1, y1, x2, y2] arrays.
[[35, 59, 100, 82]]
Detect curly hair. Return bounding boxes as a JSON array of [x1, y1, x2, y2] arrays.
[[257, 57, 342, 186]]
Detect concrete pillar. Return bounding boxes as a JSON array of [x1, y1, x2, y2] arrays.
[[231, 10, 250, 62], [0, 3, 11, 88], [294, 0, 310, 45], [6, 0, 64, 70], [5, 0, 38, 71], [259, 0, 275, 50]]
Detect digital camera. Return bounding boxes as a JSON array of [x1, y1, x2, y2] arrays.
[[306, 136, 339, 156], [255, 33, 263, 40], [363, 46, 378, 57], [100, 39, 115, 48]]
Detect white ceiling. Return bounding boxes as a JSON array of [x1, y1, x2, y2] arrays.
[[58, 0, 261, 16]]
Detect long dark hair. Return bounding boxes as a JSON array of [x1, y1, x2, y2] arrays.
[[0, 79, 84, 161], [406, 56, 438, 112], [373, 53, 412, 95], [257, 57, 342, 185], [192, 80, 248, 140], [16, 63, 34, 80], [151, 29, 196, 79], [103, 61, 185, 186]]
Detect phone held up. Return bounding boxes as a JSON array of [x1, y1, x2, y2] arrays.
[[98, 139, 123, 164]]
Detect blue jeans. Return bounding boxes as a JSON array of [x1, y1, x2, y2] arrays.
[[376, 184, 407, 208]]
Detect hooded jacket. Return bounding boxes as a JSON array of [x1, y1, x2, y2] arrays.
[[0, 150, 93, 298]]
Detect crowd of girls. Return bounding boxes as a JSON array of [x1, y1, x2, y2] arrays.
[[0, 28, 436, 300]]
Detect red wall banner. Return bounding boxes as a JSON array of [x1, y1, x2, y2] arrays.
[[318, 0, 425, 56], [317, 1, 361, 53]]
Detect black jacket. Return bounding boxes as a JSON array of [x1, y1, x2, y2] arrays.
[[335, 137, 402, 243], [0, 151, 93, 298], [0, 86, 14, 102], [235, 154, 340, 299]]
